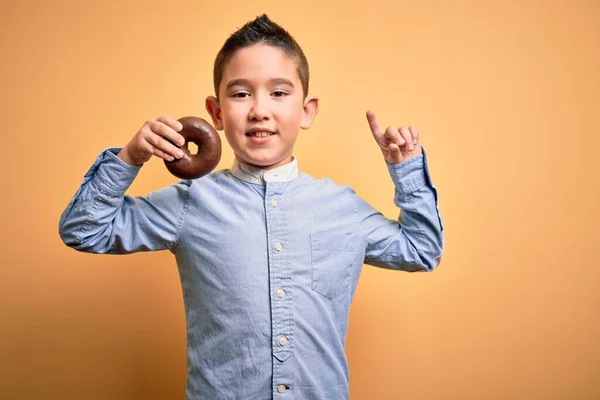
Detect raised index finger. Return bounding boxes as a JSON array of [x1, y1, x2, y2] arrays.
[[366, 110, 383, 137]]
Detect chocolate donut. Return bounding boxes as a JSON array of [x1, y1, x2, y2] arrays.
[[164, 116, 222, 180]]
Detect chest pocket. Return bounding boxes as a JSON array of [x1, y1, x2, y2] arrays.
[[310, 232, 361, 299]]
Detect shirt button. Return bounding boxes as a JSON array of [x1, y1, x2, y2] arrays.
[[277, 385, 287, 393], [278, 336, 288, 346], [274, 242, 282, 251], [276, 289, 286, 298], [271, 199, 278, 207]]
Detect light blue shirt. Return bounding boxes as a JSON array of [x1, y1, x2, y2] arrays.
[[59, 148, 444, 399]]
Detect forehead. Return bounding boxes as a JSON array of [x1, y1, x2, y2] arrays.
[[221, 44, 300, 84]]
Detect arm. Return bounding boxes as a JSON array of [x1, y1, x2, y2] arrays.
[[59, 148, 191, 254], [357, 148, 444, 271], [358, 110, 444, 271]]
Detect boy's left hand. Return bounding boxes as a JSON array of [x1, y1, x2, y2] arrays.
[[366, 110, 423, 165]]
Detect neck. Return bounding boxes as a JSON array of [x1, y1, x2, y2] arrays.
[[235, 155, 294, 170]]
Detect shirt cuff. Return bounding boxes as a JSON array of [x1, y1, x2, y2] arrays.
[[386, 147, 435, 195], [83, 147, 142, 195]]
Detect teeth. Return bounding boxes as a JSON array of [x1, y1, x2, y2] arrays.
[[251, 132, 272, 137]]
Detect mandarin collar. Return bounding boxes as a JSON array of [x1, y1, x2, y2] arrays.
[[230, 157, 299, 184]]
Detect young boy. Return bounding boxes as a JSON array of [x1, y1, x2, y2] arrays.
[[59, 14, 444, 400]]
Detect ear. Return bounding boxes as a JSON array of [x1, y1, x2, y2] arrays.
[[300, 95, 319, 130], [205, 96, 224, 130]]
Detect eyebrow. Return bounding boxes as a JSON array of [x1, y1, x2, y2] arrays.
[[226, 78, 295, 90]]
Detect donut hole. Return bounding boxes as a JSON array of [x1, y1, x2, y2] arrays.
[[187, 142, 199, 155]]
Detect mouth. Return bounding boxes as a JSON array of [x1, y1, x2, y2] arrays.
[[246, 129, 276, 137]]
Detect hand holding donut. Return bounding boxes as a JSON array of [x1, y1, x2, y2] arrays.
[[119, 116, 186, 166], [366, 110, 422, 165], [118, 115, 221, 179]]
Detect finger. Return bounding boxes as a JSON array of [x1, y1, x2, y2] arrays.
[[384, 126, 405, 147], [366, 110, 384, 138], [144, 143, 175, 162], [399, 127, 414, 150], [409, 126, 419, 145], [147, 132, 184, 159], [388, 143, 402, 163], [156, 116, 183, 132], [152, 118, 185, 146]]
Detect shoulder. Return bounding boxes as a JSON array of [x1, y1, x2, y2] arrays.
[[296, 172, 357, 197], [183, 168, 234, 186], [183, 168, 256, 198]]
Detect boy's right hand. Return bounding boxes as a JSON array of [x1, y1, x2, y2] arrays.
[[118, 116, 186, 166]]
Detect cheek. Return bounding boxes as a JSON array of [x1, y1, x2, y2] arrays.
[[276, 104, 303, 125], [223, 130, 243, 151], [222, 107, 245, 129]]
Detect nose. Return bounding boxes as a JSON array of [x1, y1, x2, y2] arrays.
[[248, 94, 270, 121]]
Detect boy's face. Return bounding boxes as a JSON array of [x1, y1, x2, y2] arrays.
[[206, 44, 319, 170]]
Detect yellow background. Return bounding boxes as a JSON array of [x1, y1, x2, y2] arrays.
[[1, 0, 599, 399]]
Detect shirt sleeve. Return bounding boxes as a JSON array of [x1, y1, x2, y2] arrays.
[[355, 147, 444, 272], [58, 148, 191, 254]]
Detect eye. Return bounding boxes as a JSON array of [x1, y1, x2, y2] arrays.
[[272, 90, 287, 98], [232, 92, 250, 98]]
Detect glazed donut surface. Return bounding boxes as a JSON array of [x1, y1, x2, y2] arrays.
[[164, 116, 221, 180]]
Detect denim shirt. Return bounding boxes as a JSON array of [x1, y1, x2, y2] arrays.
[[59, 148, 444, 400]]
